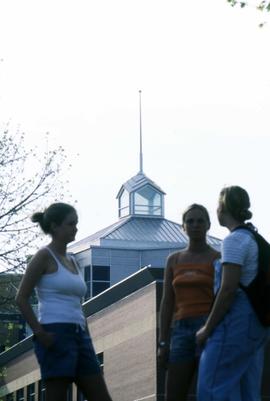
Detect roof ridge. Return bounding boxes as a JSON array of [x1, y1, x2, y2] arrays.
[[160, 217, 181, 226], [100, 216, 132, 239], [69, 217, 130, 246]]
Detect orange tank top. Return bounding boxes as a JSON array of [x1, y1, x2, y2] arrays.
[[172, 262, 215, 321]]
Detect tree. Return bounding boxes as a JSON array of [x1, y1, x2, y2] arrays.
[[227, 0, 270, 25], [228, 0, 270, 11], [0, 128, 71, 275], [0, 274, 22, 311]]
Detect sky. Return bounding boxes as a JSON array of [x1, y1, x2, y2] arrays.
[[0, 0, 270, 243]]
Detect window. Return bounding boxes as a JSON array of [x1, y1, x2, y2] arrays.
[[92, 266, 110, 297], [134, 185, 162, 216], [93, 266, 110, 281], [119, 189, 129, 217], [38, 381, 46, 401], [97, 352, 104, 374], [67, 384, 72, 401], [92, 281, 110, 297], [84, 265, 91, 299], [16, 388, 24, 401], [84, 265, 110, 299], [6, 394, 14, 401], [77, 388, 86, 401], [26, 384, 35, 401]]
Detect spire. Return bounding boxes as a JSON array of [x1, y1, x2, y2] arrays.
[[116, 90, 166, 219], [139, 90, 143, 174]]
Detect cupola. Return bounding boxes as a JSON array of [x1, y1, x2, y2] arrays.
[[117, 172, 165, 218]]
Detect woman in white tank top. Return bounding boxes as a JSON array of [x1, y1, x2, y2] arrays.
[[16, 202, 113, 401]]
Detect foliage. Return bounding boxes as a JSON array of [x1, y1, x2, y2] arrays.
[[0, 128, 71, 275], [227, 0, 270, 26], [227, 0, 270, 11], [0, 322, 22, 351], [0, 365, 6, 389], [0, 274, 22, 311]]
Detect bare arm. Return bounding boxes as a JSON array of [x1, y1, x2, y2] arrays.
[[158, 255, 175, 344], [15, 250, 48, 335], [196, 263, 241, 345]]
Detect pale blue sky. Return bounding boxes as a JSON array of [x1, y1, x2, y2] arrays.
[[0, 0, 270, 242]]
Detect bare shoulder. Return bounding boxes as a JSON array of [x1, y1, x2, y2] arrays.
[[167, 249, 187, 267], [16, 248, 51, 297], [29, 248, 50, 263], [27, 248, 51, 274]]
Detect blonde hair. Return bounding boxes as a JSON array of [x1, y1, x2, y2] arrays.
[[219, 186, 252, 223]]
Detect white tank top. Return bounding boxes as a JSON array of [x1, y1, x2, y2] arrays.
[[36, 247, 87, 328]]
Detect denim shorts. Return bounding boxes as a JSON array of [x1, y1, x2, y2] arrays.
[[33, 323, 101, 380], [169, 316, 207, 363]]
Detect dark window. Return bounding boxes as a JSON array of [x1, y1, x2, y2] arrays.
[[92, 282, 110, 297], [84, 265, 110, 299], [6, 394, 14, 401], [84, 265, 90, 282], [92, 266, 110, 281], [16, 388, 24, 401], [38, 381, 46, 401], [76, 388, 85, 401], [67, 384, 72, 401], [84, 265, 91, 299], [97, 352, 104, 374], [27, 384, 35, 401]]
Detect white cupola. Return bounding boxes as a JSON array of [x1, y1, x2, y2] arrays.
[[116, 172, 165, 219]]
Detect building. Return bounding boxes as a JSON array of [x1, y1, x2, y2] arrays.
[[70, 170, 220, 300]]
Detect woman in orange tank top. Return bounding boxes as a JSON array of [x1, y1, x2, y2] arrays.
[[158, 204, 220, 401]]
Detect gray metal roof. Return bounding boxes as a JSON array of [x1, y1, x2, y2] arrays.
[[69, 216, 221, 253], [105, 217, 185, 242], [116, 172, 165, 198]]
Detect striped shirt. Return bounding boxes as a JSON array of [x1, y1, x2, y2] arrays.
[[171, 262, 215, 320], [222, 229, 258, 286]]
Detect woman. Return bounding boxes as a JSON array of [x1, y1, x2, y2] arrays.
[[16, 202, 113, 401], [196, 186, 268, 401], [158, 204, 220, 401]]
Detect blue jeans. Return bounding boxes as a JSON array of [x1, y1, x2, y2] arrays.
[[33, 323, 100, 380], [197, 260, 267, 401], [169, 316, 207, 363]]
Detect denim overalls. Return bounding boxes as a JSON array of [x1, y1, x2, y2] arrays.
[[197, 259, 268, 401]]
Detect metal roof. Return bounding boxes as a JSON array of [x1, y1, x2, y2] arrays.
[[69, 216, 221, 253], [104, 217, 186, 242], [116, 172, 165, 198]]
